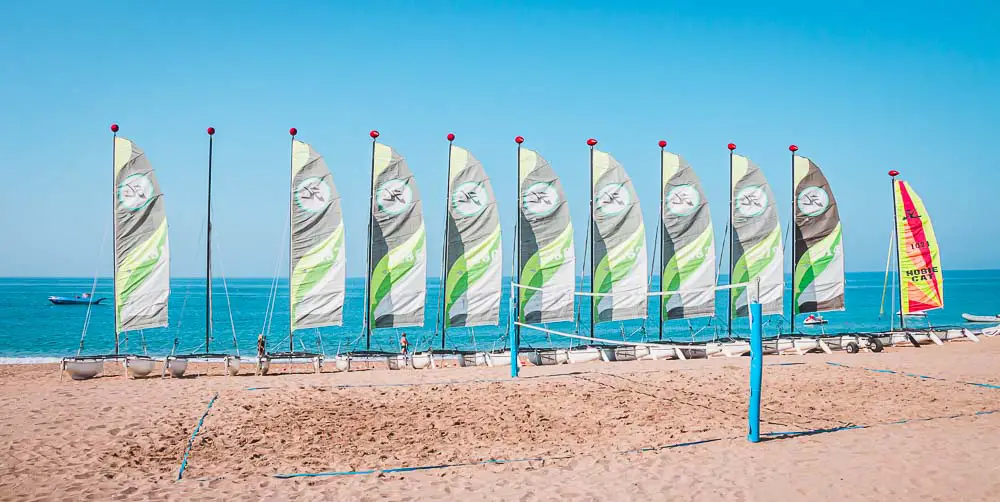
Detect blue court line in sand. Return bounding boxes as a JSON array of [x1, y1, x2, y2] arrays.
[[177, 392, 219, 481], [272, 437, 724, 479], [824, 361, 1000, 389], [272, 405, 1000, 480]]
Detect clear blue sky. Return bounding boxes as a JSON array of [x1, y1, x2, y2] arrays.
[[1, 1, 997, 278]]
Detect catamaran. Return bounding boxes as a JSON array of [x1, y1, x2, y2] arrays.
[[62, 124, 169, 380], [259, 129, 346, 373], [652, 141, 716, 360], [430, 134, 504, 368], [353, 131, 427, 369], [510, 137, 576, 366], [166, 128, 241, 377], [720, 144, 782, 357]]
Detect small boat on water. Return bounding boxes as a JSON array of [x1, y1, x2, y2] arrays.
[[49, 294, 106, 305], [803, 315, 828, 326], [962, 313, 1000, 323]]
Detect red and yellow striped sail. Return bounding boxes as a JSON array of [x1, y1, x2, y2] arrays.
[[894, 180, 943, 314]]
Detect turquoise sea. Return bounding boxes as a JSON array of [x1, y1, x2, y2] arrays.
[[1, 271, 996, 360]]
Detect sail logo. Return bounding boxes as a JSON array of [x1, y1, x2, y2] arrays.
[[595, 183, 630, 216], [295, 177, 332, 213], [451, 181, 489, 217], [522, 182, 559, 217], [666, 185, 700, 216], [902, 208, 921, 221], [797, 186, 829, 217], [376, 179, 413, 215], [118, 174, 154, 211], [736, 186, 768, 217]]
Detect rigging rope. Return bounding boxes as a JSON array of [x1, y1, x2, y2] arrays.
[[78, 222, 110, 356]]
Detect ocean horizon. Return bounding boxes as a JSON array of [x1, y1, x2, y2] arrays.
[[2, 270, 996, 361]]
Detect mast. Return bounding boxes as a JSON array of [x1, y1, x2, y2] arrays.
[[727, 142, 736, 337], [439, 133, 455, 348], [889, 169, 906, 331], [789, 144, 798, 335], [658, 140, 666, 340], [111, 123, 120, 355], [364, 130, 379, 351], [288, 127, 297, 353], [205, 126, 215, 353], [513, 136, 524, 351], [587, 138, 597, 339]]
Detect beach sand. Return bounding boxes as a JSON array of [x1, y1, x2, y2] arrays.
[[2, 338, 999, 501]]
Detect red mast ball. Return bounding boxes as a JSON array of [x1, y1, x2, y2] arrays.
[[789, 144, 798, 152], [658, 140, 667, 148], [447, 133, 455, 141], [586, 138, 598, 146], [888, 170, 900, 177], [289, 128, 298, 136], [207, 127, 215, 135], [369, 130, 380, 139], [110, 123, 119, 133], [514, 136, 524, 144], [727, 143, 736, 151]]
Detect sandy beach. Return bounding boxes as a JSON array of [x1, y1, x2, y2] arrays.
[[2, 337, 999, 501]]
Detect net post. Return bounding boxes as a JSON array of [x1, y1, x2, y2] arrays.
[[510, 318, 519, 378], [747, 301, 763, 443]]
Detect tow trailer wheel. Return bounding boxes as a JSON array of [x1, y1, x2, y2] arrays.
[[845, 342, 860, 354], [870, 338, 884, 353]]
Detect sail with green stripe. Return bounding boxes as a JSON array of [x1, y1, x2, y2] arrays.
[[592, 149, 647, 322], [793, 155, 844, 314], [730, 154, 783, 317], [518, 147, 574, 323], [661, 150, 716, 319], [114, 136, 170, 333], [290, 140, 345, 330], [369, 143, 427, 328], [444, 146, 502, 328]]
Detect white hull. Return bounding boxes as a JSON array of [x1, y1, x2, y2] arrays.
[[646, 345, 679, 360], [225, 357, 241, 376], [705, 341, 751, 358], [167, 358, 189, 377], [488, 351, 512, 367], [63, 360, 103, 380], [567, 347, 602, 364], [126, 357, 156, 378], [411, 353, 433, 369], [525, 349, 568, 366], [613, 345, 650, 361], [457, 352, 488, 367], [334, 355, 351, 372], [387, 355, 406, 370]]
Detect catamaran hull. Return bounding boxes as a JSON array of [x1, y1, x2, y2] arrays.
[[62, 360, 103, 380], [487, 351, 511, 366], [166, 357, 188, 377], [125, 356, 156, 378], [613, 346, 650, 361], [567, 347, 602, 364], [411, 353, 433, 369], [525, 349, 569, 366]]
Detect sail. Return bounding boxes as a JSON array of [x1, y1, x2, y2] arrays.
[[592, 150, 647, 322], [444, 146, 502, 327], [114, 137, 170, 333], [518, 147, 574, 324], [730, 154, 782, 317], [369, 143, 427, 328], [894, 180, 943, 314], [661, 151, 716, 319], [290, 140, 345, 330], [793, 156, 845, 314]]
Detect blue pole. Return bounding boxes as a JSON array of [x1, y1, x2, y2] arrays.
[[748, 302, 763, 443], [510, 321, 519, 378]]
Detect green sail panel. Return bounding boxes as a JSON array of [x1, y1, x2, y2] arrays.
[[730, 154, 783, 317], [661, 151, 716, 320], [113, 137, 170, 333], [369, 142, 427, 328], [290, 140, 345, 330], [518, 147, 575, 324], [793, 156, 844, 314], [592, 150, 647, 322], [444, 146, 502, 328]]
